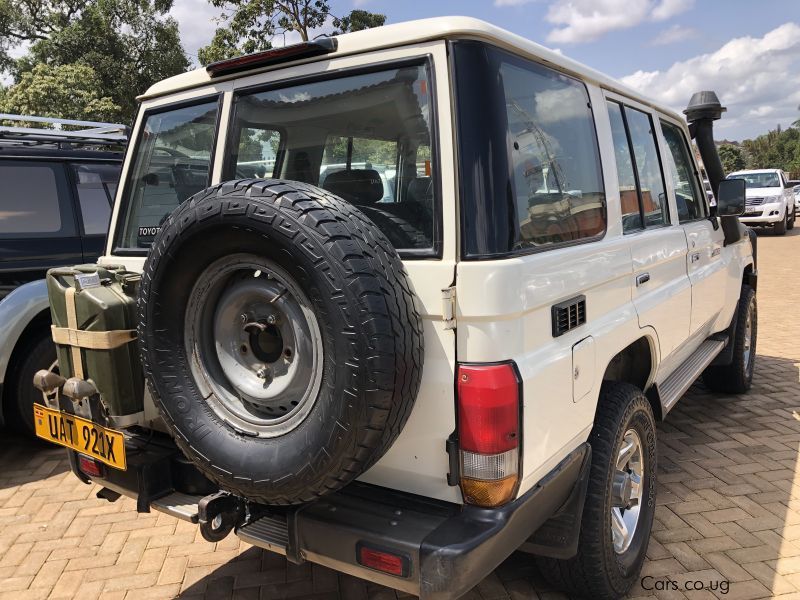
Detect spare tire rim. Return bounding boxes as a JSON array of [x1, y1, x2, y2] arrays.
[[185, 254, 323, 437], [611, 428, 644, 554]]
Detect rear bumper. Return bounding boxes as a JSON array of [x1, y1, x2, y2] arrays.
[[72, 438, 590, 600]]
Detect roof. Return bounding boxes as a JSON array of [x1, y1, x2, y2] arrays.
[[140, 16, 683, 122]]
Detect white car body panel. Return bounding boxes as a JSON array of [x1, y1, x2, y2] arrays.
[[98, 17, 753, 505]]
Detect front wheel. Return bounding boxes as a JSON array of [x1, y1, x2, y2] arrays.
[[774, 209, 788, 235], [788, 205, 796, 230], [703, 285, 756, 394], [7, 332, 57, 437], [537, 382, 657, 599]]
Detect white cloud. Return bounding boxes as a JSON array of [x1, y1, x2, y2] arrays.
[[169, 0, 224, 63], [494, 0, 536, 6], [621, 22, 800, 139], [651, 24, 697, 46], [545, 0, 694, 44]]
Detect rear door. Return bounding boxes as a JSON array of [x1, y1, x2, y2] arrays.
[[70, 162, 120, 262], [605, 97, 691, 361], [658, 118, 726, 337], [0, 159, 81, 292]]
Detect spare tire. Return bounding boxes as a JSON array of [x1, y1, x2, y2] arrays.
[[138, 179, 424, 505]]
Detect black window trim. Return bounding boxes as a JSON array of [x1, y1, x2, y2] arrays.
[[450, 40, 608, 261], [112, 92, 224, 256], [658, 117, 710, 224], [224, 55, 444, 259], [67, 160, 120, 239], [609, 100, 671, 234]]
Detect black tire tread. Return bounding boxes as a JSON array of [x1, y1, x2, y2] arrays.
[[702, 285, 756, 394], [139, 179, 424, 505], [7, 331, 55, 437], [537, 381, 656, 599]]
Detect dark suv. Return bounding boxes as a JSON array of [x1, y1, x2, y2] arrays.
[[0, 115, 125, 435]]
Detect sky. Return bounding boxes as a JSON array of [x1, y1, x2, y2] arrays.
[[26, 0, 800, 141]]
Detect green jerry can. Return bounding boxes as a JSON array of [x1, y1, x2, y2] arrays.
[[46, 264, 144, 418]]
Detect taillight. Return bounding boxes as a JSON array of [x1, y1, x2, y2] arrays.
[[78, 454, 103, 477], [457, 363, 521, 507]]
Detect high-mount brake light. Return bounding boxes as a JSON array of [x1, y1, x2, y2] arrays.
[[206, 38, 338, 77], [457, 362, 521, 507]]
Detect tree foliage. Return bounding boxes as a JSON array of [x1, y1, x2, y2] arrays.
[[718, 143, 746, 174], [198, 0, 385, 66], [0, 63, 121, 122], [740, 126, 800, 176], [1, 0, 188, 122]]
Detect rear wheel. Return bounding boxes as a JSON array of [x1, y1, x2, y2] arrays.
[[7, 332, 56, 437], [537, 382, 657, 599]]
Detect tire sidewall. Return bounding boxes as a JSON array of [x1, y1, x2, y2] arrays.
[[140, 191, 399, 503]]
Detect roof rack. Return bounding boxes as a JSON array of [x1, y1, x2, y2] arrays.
[[0, 113, 128, 147]]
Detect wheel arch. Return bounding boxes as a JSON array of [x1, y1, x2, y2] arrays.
[[598, 334, 661, 421]]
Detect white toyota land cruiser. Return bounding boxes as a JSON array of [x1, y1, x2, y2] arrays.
[[33, 17, 757, 600]]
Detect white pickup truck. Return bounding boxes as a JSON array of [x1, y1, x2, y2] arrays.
[[33, 17, 756, 600], [730, 168, 796, 234]]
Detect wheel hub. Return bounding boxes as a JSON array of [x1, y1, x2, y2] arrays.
[[185, 254, 323, 438], [611, 428, 644, 555]]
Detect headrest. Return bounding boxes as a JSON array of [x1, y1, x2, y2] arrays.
[[322, 169, 383, 205], [407, 177, 433, 201]]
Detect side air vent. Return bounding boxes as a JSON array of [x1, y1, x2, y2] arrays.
[[552, 295, 586, 337]]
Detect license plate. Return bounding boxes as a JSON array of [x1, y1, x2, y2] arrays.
[[33, 405, 126, 470], [745, 207, 761, 215]]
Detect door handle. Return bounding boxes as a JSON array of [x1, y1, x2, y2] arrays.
[[635, 273, 650, 287], [690, 252, 701, 263]]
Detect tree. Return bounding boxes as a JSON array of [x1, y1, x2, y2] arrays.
[[717, 143, 745, 174], [198, 0, 386, 65], [1, 0, 189, 122], [0, 63, 121, 122]]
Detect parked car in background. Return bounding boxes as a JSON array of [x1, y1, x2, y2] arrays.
[[0, 114, 125, 436], [728, 168, 796, 234], [788, 180, 800, 214]]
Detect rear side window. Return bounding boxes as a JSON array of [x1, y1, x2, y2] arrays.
[[0, 161, 73, 237], [227, 63, 437, 255], [231, 126, 282, 179], [606, 101, 668, 233], [73, 163, 120, 235], [453, 42, 606, 257], [118, 99, 219, 249], [660, 121, 707, 222]]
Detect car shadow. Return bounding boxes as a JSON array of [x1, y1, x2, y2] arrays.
[[174, 351, 800, 599], [0, 430, 69, 491]]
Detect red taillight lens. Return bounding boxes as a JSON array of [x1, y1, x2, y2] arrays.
[[458, 364, 519, 454], [78, 454, 103, 477], [457, 363, 521, 507], [206, 38, 338, 77], [356, 543, 409, 577]]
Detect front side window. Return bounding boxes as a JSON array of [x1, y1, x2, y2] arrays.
[[606, 101, 668, 233], [118, 99, 219, 249], [73, 163, 120, 235], [660, 121, 707, 222], [453, 42, 606, 257], [0, 162, 71, 237], [228, 63, 436, 254]]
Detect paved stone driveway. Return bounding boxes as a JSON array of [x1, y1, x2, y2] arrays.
[[2, 228, 799, 600]]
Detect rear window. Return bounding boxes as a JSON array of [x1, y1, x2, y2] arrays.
[[227, 63, 437, 254], [453, 42, 606, 257], [0, 161, 72, 237], [117, 99, 219, 249]]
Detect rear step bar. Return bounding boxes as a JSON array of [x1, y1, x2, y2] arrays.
[[659, 338, 726, 414]]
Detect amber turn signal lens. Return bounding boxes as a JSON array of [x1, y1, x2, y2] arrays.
[[460, 475, 519, 508]]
